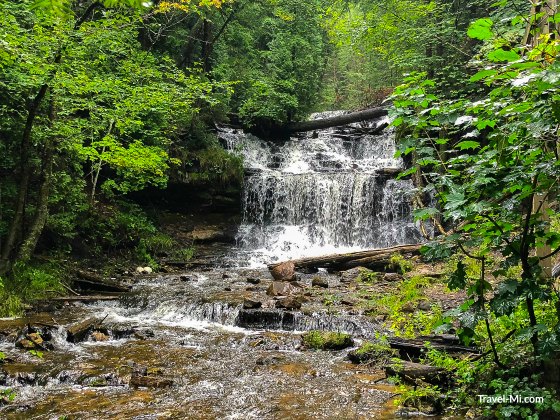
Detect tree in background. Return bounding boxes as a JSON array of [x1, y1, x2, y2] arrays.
[[0, 0, 228, 274]]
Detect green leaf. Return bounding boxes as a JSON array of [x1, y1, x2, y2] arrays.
[[456, 141, 480, 150], [467, 18, 494, 40], [31, 0, 72, 16], [448, 261, 468, 291], [413, 207, 438, 220], [470, 69, 497, 82], [476, 119, 496, 130], [488, 48, 521, 63]]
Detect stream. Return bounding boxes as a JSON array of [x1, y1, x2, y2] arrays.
[[0, 114, 427, 419]]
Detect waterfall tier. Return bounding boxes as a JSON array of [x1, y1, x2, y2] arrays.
[[220, 113, 423, 266]]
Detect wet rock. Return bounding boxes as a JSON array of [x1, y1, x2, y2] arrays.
[[383, 272, 403, 282], [130, 375, 173, 388], [136, 266, 153, 274], [147, 367, 164, 376], [276, 296, 302, 310], [266, 281, 303, 297], [16, 332, 46, 350], [417, 300, 432, 311], [14, 372, 38, 385], [270, 261, 296, 282], [339, 267, 371, 283], [243, 299, 263, 309], [94, 323, 138, 340], [179, 275, 193, 282], [255, 355, 284, 366], [190, 226, 235, 243], [340, 298, 357, 306], [82, 376, 109, 387], [311, 276, 329, 288], [401, 302, 416, 313], [15, 339, 36, 350], [246, 277, 261, 285], [91, 331, 109, 342], [67, 317, 99, 343], [128, 365, 173, 389], [237, 309, 287, 330]]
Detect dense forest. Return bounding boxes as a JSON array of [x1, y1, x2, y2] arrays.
[[2, 0, 560, 418]]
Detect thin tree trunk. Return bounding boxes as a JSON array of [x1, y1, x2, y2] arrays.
[[90, 119, 114, 204], [0, 2, 101, 274], [16, 141, 54, 263], [0, 83, 51, 273]]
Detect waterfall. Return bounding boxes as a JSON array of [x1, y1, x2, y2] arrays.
[[220, 112, 423, 266]]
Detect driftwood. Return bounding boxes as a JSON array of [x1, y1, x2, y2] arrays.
[[285, 107, 389, 134], [52, 295, 121, 302], [75, 270, 131, 293], [385, 361, 447, 385], [388, 335, 480, 359], [268, 244, 422, 273], [66, 317, 100, 343]]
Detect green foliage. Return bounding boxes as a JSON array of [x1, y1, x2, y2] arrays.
[[0, 0, 235, 272], [0, 262, 63, 316], [302, 330, 354, 350], [213, 0, 327, 125], [362, 275, 441, 338], [28, 349, 44, 358], [80, 202, 156, 252], [357, 269, 382, 283], [389, 253, 413, 274], [0, 388, 16, 403], [351, 337, 398, 364], [394, 383, 442, 414], [390, 2, 560, 414]]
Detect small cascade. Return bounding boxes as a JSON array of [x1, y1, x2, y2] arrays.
[[220, 112, 423, 266], [236, 308, 382, 339]]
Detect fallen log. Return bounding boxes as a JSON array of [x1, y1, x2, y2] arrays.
[[75, 270, 131, 293], [385, 361, 447, 385], [67, 317, 100, 343], [388, 335, 480, 359], [51, 295, 121, 302], [268, 244, 422, 273], [285, 107, 389, 134]]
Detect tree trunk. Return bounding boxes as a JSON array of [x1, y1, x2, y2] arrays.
[[0, 2, 101, 274], [0, 83, 50, 274], [284, 107, 388, 134], [267, 244, 422, 273], [16, 141, 54, 263]]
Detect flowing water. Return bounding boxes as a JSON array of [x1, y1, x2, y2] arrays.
[[220, 113, 423, 266], [0, 114, 426, 419]]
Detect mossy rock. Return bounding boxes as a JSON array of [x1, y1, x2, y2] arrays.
[[302, 330, 353, 350], [348, 341, 397, 364]]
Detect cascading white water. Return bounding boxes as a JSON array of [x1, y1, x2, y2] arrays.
[[221, 112, 423, 266]]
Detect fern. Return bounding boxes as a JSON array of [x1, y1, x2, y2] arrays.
[[31, 0, 72, 16]]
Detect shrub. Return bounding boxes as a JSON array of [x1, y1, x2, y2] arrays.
[[302, 330, 354, 350]]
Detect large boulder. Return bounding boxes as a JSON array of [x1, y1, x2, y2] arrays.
[[266, 281, 303, 297], [311, 276, 329, 288], [189, 225, 236, 243], [339, 266, 371, 283], [243, 298, 263, 309], [275, 296, 302, 310], [270, 261, 296, 281]]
